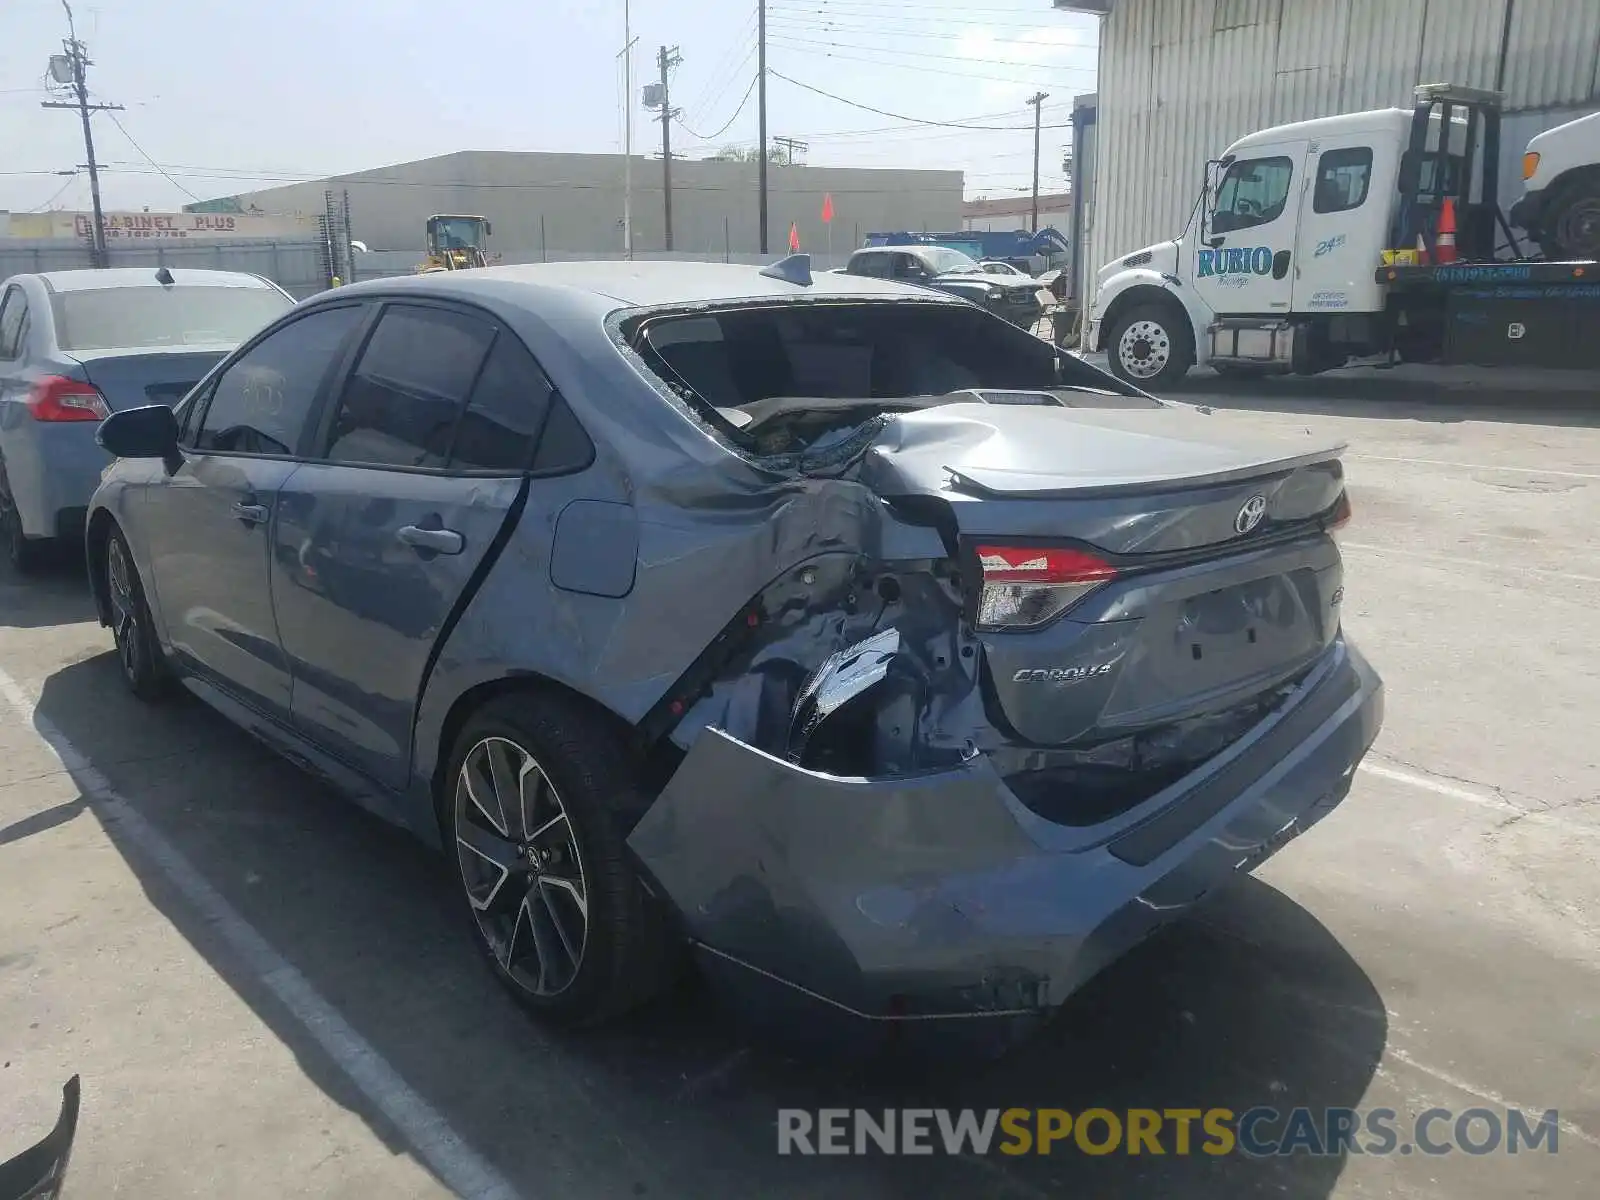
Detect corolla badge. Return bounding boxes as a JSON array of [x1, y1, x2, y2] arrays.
[[1234, 493, 1268, 534], [1012, 663, 1114, 684]]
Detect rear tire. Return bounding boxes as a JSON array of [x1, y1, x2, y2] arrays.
[[1107, 303, 1194, 390], [444, 692, 676, 1026], [2, 501, 44, 575], [104, 527, 171, 702], [1538, 176, 1600, 262]]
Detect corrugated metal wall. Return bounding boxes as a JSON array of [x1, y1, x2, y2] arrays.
[[1091, 0, 1600, 276]]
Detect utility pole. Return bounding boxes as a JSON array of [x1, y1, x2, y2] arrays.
[[42, 2, 121, 269], [619, 0, 637, 257], [656, 46, 682, 251], [772, 136, 808, 167], [1027, 91, 1049, 233], [757, 0, 768, 253]]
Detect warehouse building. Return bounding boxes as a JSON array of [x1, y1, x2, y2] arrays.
[[1056, 0, 1600, 296], [188, 151, 963, 265], [962, 192, 1073, 232]]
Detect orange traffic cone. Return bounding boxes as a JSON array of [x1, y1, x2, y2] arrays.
[[1415, 233, 1430, 265], [1436, 197, 1458, 264]]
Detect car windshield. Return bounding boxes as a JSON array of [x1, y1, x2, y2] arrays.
[[49, 285, 293, 352], [432, 217, 485, 248], [922, 247, 981, 274]]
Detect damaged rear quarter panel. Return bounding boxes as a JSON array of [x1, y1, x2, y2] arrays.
[[407, 286, 959, 835]]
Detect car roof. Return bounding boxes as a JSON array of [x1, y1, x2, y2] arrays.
[[30, 267, 279, 293], [330, 259, 961, 317]]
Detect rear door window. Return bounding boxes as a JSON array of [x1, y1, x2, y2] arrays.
[[446, 333, 553, 472], [194, 305, 365, 456], [1313, 147, 1374, 213], [322, 304, 494, 469], [0, 288, 26, 360]]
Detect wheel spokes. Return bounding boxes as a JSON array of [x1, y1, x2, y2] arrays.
[[455, 734, 590, 998], [455, 819, 523, 913], [462, 747, 510, 837]]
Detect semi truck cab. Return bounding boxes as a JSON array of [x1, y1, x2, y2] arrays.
[[1085, 84, 1595, 386]]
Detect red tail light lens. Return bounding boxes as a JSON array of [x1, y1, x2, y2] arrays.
[[1326, 491, 1352, 534], [27, 376, 110, 423], [973, 544, 1118, 630]]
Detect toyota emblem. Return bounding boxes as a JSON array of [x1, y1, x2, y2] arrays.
[[1234, 494, 1268, 534]]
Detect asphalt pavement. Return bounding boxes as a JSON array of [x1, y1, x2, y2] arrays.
[[1, 369, 1596, 1199]]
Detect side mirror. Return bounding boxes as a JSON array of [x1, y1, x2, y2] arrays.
[[97, 404, 179, 462], [484, 222, 493, 237]]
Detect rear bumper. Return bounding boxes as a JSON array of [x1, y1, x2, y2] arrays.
[[3, 422, 110, 540], [630, 636, 1382, 1046]]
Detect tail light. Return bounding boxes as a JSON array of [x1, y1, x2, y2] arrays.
[[27, 376, 110, 423], [1326, 491, 1352, 537], [972, 544, 1118, 630]]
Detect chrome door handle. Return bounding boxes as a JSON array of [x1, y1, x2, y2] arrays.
[[232, 502, 268, 525], [397, 524, 464, 555]]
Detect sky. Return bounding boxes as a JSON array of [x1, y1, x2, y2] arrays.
[[0, 0, 1099, 215]]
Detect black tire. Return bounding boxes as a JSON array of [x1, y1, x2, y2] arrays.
[[1106, 302, 1194, 389], [104, 527, 172, 701], [1538, 176, 1600, 262], [1, 492, 44, 575], [443, 691, 675, 1026]]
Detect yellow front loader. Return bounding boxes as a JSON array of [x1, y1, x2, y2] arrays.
[[417, 214, 492, 272]]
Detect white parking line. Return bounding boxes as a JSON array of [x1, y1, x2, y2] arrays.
[[1341, 542, 1600, 586], [1380, 1046, 1600, 1150], [1358, 760, 1600, 837], [1349, 454, 1600, 481], [0, 665, 524, 1200]]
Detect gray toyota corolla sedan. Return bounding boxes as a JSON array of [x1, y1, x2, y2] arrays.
[[86, 258, 1382, 1046]]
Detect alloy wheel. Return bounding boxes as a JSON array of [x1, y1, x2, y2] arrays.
[[1118, 318, 1171, 379], [106, 537, 142, 683], [454, 736, 589, 997]]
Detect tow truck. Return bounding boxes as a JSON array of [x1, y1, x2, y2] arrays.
[[1084, 84, 1600, 386]]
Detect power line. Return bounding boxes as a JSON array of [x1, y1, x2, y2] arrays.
[[27, 173, 80, 212], [766, 11, 1094, 47], [764, 19, 1095, 65], [767, 38, 1092, 89], [767, 69, 1075, 129], [776, 0, 1088, 17], [766, 29, 1096, 74], [685, 9, 757, 115], [674, 72, 759, 142], [105, 111, 203, 202]]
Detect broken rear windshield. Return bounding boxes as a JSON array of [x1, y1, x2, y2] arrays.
[[631, 300, 1066, 426]]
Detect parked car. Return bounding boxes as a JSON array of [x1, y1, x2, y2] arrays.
[[841, 244, 1049, 328], [0, 268, 294, 571], [88, 259, 1382, 1043]]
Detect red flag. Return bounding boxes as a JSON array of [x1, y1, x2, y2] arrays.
[[788, 221, 800, 252], [820, 193, 834, 224]]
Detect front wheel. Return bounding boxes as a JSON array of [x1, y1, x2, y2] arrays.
[[1107, 303, 1194, 389], [104, 528, 172, 701], [1539, 177, 1600, 261], [445, 693, 675, 1026]]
